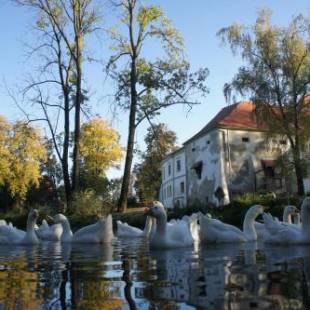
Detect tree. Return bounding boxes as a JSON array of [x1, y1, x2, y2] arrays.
[[107, 0, 208, 212], [134, 123, 177, 201], [79, 117, 123, 194], [15, 0, 100, 207], [218, 9, 310, 195], [0, 117, 47, 207]]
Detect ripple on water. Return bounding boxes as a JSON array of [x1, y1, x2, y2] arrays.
[[0, 240, 309, 308]]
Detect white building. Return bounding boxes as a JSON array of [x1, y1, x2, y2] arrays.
[[160, 101, 310, 208]]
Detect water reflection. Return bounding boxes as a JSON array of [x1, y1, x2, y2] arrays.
[[0, 241, 309, 309]]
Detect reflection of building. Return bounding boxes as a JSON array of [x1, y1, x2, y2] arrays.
[[160, 101, 310, 208]]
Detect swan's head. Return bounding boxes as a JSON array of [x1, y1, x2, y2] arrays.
[[28, 209, 39, 221], [285, 205, 299, 215], [247, 205, 265, 217], [53, 213, 68, 224], [145, 201, 167, 219]]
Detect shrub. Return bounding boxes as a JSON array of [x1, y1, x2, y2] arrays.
[[69, 189, 111, 218]]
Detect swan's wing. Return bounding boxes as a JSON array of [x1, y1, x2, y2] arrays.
[[0, 226, 25, 243], [263, 213, 283, 235], [117, 220, 143, 238], [264, 225, 300, 244], [167, 221, 194, 246], [199, 216, 245, 243], [39, 224, 63, 241]]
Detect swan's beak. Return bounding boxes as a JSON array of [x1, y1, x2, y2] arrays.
[[47, 215, 54, 222], [144, 207, 151, 214]]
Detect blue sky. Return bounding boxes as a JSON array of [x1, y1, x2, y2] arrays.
[[1, 0, 310, 178]]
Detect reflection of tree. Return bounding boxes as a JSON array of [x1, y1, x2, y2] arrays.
[[0, 254, 42, 309], [68, 243, 124, 309]]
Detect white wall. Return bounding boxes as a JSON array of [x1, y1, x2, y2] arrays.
[[160, 149, 186, 208]]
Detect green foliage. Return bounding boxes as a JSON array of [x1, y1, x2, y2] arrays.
[[134, 123, 177, 201], [107, 0, 208, 125], [209, 192, 300, 227], [68, 189, 114, 219]]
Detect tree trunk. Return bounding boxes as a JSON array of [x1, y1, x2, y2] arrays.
[[293, 145, 305, 196], [118, 56, 137, 212], [293, 148, 305, 196], [62, 90, 71, 211], [71, 3, 83, 194]]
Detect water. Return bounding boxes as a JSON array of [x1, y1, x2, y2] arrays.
[[0, 240, 309, 309]]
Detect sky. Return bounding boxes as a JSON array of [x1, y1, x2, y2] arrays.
[[1, 0, 310, 178]]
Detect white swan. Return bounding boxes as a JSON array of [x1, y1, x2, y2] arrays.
[[117, 216, 154, 238], [199, 205, 264, 243], [145, 201, 194, 249], [254, 205, 299, 238], [53, 214, 114, 243], [36, 219, 63, 241], [263, 197, 310, 244], [0, 209, 39, 245], [181, 213, 200, 242]]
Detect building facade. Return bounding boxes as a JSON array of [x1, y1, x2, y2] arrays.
[[160, 101, 310, 208]]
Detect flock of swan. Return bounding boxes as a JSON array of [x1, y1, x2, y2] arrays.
[[0, 197, 309, 249]]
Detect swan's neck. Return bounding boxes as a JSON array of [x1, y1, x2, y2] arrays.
[[155, 215, 167, 235], [293, 213, 301, 225], [243, 211, 258, 241], [283, 208, 292, 224], [61, 219, 73, 239], [26, 217, 37, 232], [143, 216, 153, 236]]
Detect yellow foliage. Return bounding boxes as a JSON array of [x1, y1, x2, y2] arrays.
[[0, 116, 11, 186], [0, 116, 47, 201], [138, 5, 163, 29], [80, 117, 123, 176]]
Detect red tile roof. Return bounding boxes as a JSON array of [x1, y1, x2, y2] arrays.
[[184, 101, 268, 144]]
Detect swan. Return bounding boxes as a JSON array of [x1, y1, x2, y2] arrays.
[[0, 209, 39, 245], [254, 205, 299, 238], [36, 219, 63, 241], [53, 214, 114, 243], [117, 216, 154, 238], [145, 201, 194, 249], [199, 205, 264, 243], [263, 197, 310, 244]]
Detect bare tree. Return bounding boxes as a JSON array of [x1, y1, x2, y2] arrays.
[[14, 0, 100, 207]]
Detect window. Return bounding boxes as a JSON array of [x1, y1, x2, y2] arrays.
[[242, 137, 250, 143], [180, 181, 185, 193], [168, 164, 171, 176], [206, 140, 210, 145], [191, 161, 203, 179], [279, 140, 287, 145], [176, 159, 181, 172], [167, 185, 172, 197], [191, 147, 196, 152], [162, 168, 165, 180]]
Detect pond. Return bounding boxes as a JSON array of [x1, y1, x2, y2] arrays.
[[0, 239, 309, 309]]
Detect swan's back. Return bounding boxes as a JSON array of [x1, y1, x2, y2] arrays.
[[72, 215, 114, 243]]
